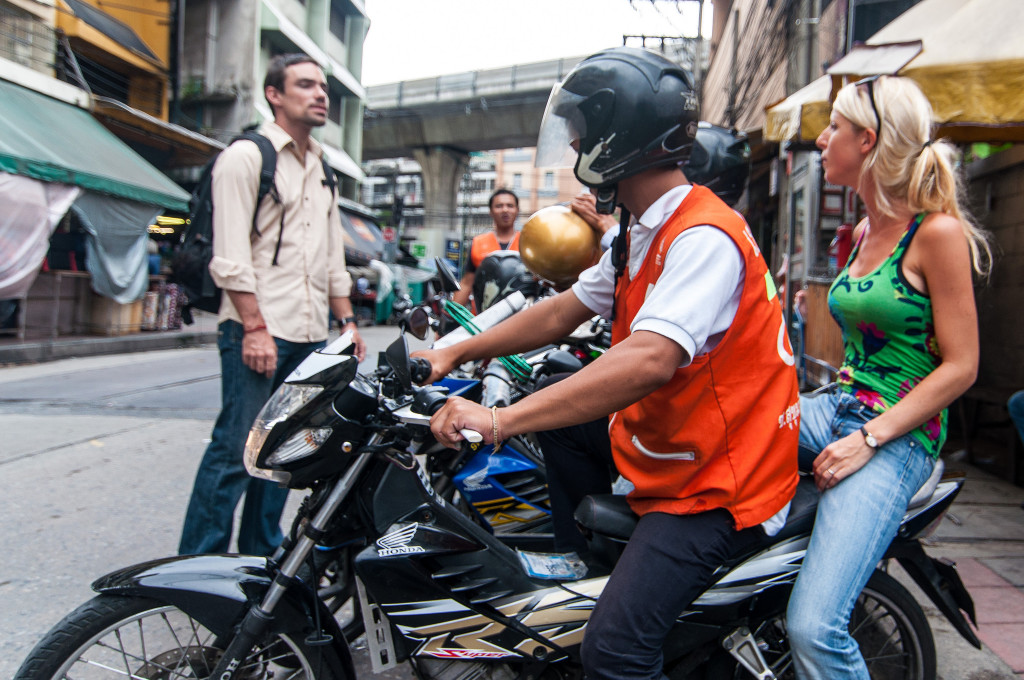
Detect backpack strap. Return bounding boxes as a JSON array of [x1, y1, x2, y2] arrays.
[[321, 158, 337, 197], [232, 130, 285, 264], [231, 131, 337, 267]]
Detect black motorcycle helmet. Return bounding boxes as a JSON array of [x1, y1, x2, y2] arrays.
[[536, 47, 700, 207], [682, 122, 751, 208], [472, 251, 539, 312]]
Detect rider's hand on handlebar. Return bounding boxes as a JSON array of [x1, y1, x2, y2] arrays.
[[430, 396, 492, 449], [410, 347, 458, 384]]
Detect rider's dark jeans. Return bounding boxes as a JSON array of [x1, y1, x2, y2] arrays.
[[535, 415, 616, 553], [583, 509, 763, 680], [178, 320, 324, 556], [537, 401, 765, 680]]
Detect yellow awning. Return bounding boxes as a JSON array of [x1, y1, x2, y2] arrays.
[[827, 0, 1024, 142], [763, 75, 832, 142]]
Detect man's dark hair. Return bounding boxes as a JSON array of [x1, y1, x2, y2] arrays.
[[489, 188, 519, 209], [264, 53, 319, 112]]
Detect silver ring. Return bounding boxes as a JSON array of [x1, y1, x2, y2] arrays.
[[827, 468, 836, 477]]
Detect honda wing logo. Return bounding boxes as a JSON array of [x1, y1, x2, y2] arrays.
[[377, 523, 425, 557]]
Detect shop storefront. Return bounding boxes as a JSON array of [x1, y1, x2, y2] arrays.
[[0, 75, 190, 340]]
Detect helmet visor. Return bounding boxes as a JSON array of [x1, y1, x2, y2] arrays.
[[535, 84, 587, 169]]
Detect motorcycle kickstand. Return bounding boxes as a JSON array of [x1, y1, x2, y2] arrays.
[[723, 627, 777, 680]]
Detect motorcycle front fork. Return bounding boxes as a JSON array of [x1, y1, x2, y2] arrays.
[[208, 443, 380, 678]]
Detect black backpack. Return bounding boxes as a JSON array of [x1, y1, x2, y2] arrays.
[[171, 129, 337, 325]]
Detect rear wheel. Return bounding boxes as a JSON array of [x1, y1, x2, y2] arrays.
[[14, 594, 341, 679], [740, 569, 936, 679]]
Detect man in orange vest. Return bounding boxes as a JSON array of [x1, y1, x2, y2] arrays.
[[451, 188, 521, 309], [415, 47, 798, 680]]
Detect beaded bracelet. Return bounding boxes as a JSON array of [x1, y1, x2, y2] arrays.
[[491, 405, 503, 453]]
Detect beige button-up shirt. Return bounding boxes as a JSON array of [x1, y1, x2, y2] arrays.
[[208, 122, 352, 343]]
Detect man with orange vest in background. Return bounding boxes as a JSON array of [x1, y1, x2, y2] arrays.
[[415, 47, 798, 680], [451, 188, 520, 310]]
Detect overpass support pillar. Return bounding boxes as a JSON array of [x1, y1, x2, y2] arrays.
[[412, 146, 469, 266]]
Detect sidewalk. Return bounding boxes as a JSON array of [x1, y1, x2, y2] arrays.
[[0, 328, 1022, 677], [0, 311, 220, 366], [922, 450, 1024, 679]]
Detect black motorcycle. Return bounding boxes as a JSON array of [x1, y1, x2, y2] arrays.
[[15, 324, 980, 680]]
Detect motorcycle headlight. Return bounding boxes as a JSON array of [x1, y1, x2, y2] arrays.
[[267, 427, 333, 465], [244, 384, 325, 481]]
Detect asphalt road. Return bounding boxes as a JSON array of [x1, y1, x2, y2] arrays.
[[0, 326, 423, 679]]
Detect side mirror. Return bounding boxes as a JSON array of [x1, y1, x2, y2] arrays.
[[385, 336, 412, 391], [401, 307, 431, 341], [433, 256, 461, 293]]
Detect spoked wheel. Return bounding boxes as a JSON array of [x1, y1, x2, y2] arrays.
[[738, 570, 935, 679], [848, 570, 935, 680], [14, 595, 340, 680]]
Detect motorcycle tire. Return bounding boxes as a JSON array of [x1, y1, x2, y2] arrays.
[[738, 569, 936, 679], [14, 594, 342, 680]]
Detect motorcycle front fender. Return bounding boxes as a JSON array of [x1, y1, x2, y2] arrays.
[[887, 541, 982, 649], [91, 554, 354, 675]]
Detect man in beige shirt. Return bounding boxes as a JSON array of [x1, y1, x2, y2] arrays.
[[180, 54, 366, 556]]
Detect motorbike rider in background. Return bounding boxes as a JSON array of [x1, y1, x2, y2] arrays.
[[415, 47, 800, 680]]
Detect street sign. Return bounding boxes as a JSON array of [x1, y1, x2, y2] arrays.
[[382, 227, 396, 243], [410, 243, 427, 258]]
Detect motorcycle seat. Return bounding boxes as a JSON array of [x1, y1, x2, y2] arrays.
[[574, 494, 637, 541], [574, 476, 821, 545], [906, 458, 944, 510]]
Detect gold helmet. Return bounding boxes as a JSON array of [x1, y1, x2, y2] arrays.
[[520, 205, 601, 289]]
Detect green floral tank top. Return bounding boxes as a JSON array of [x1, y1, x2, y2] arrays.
[[828, 214, 944, 458]]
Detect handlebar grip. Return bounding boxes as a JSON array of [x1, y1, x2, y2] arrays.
[[410, 357, 432, 384], [459, 428, 483, 443]]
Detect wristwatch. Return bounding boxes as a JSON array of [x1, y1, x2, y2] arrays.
[[860, 426, 880, 450], [339, 315, 357, 327]]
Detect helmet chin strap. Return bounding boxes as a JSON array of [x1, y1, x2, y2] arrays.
[[610, 203, 631, 321]]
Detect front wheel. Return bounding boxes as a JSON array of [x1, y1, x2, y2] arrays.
[[15, 594, 341, 679]]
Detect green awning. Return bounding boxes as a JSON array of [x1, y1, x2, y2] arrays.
[[0, 79, 190, 211]]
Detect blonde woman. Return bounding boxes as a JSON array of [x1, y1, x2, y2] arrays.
[[786, 75, 990, 678]]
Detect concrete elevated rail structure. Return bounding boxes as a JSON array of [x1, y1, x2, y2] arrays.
[[361, 56, 586, 263]]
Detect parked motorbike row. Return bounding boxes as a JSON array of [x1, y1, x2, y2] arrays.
[[15, 125, 982, 680]]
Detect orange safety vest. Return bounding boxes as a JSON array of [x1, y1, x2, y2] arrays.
[[608, 186, 799, 529], [470, 231, 520, 269]]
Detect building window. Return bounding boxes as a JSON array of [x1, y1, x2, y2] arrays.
[[543, 172, 555, 190], [512, 173, 522, 190], [330, 6, 347, 40]]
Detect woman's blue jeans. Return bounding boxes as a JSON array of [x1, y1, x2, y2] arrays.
[[787, 387, 935, 680], [179, 321, 324, 556]]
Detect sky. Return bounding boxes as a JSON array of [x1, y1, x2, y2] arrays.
[[360, 0, 712, 86]]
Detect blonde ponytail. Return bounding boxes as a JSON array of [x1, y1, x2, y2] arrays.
[[834, 76, 992, 276]]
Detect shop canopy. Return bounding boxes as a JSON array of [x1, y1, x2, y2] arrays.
[[827, 0, 1024, 142], [0, 79, 190, 211], [763, 75, 832, 143]]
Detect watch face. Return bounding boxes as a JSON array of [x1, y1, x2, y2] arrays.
[[862, 428, 878, 448]]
